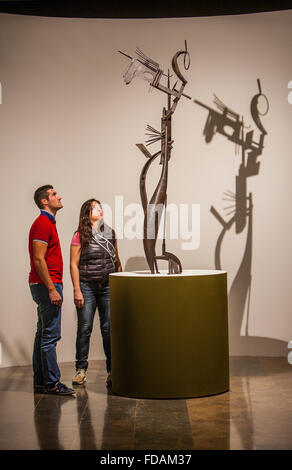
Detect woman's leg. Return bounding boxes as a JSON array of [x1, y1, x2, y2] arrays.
[[75, 282, 97, 371], [96, 283, 111, 373]]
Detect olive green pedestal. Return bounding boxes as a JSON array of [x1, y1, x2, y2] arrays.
[[109, 270, 229, 399]]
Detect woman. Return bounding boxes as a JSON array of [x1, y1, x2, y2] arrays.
[[70, 199, 122, 386]]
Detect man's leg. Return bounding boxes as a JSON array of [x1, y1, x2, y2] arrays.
[[30, 283, 62, 387], [32, 311, 44, 387]]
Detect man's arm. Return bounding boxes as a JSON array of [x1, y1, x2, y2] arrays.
[[33, 241, 62, 306]]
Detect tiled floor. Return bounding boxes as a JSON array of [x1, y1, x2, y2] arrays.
[[0, 357, 291, 450]]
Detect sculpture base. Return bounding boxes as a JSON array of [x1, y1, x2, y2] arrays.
[[109, 269, 229, 399]]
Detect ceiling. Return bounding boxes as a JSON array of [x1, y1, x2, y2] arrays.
[[0, 0, 291, 18]]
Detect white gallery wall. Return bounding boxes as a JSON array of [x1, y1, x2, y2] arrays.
[[0, 11, 292, 367]]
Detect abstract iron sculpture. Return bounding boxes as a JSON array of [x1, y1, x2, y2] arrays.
[[119, 42, 191, 274]]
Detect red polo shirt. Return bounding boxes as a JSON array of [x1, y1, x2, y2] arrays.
[[29, 211, 63, 284]]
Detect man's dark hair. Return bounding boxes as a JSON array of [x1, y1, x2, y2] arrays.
[[34, 185, 53, 209]]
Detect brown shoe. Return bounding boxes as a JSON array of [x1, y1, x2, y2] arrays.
[[72, 369, 86, 385]]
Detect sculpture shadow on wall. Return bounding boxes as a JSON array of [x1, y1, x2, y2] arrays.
[[195, 80, 286, 355], [124, 256, 149, 272]]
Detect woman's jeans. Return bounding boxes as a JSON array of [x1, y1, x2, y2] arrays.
[[75, 282, 111, 373], [30, 283, 63, 388]]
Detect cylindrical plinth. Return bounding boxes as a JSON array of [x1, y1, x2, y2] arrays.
[[109, 269, 229, 399]]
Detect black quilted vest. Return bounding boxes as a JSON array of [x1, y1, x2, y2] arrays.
[[78, 224, 116, 285]]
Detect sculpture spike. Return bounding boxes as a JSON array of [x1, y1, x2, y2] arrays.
[[146, 124, 161, 135], [118, 50, 133, 60], [225, 209, 236, 216], [135, 47, 159, 71]]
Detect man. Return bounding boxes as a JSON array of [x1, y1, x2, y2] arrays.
[[29, 185, 75, 396]]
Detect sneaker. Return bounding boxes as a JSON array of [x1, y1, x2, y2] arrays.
[[72, 368, 86, 385], [45, 382, 76, 396], [106, 371, 112, 387]]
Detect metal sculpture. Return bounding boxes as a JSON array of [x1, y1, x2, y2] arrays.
[[119, 42, 191, 274]]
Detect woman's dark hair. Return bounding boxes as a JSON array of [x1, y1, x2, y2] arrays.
[[77, 199, 102, 248]]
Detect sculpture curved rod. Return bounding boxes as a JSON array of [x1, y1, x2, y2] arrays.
[[166, 48, 190, 118], [155, 251, 182, 274], [139, 150, 162, 213], [171, 48, 190, 85], [137, 107, 176, 273], [143, 123, 170, 273]]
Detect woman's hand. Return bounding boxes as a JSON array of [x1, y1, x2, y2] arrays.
[[74, 289, 84, 309], [70, 244, 83, 308]]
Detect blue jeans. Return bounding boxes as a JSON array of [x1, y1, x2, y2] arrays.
[[75, 282, 111, 373], [30, 283, 63, 387]]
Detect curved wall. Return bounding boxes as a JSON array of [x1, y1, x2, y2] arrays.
[[0, 11, 292, 367]]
